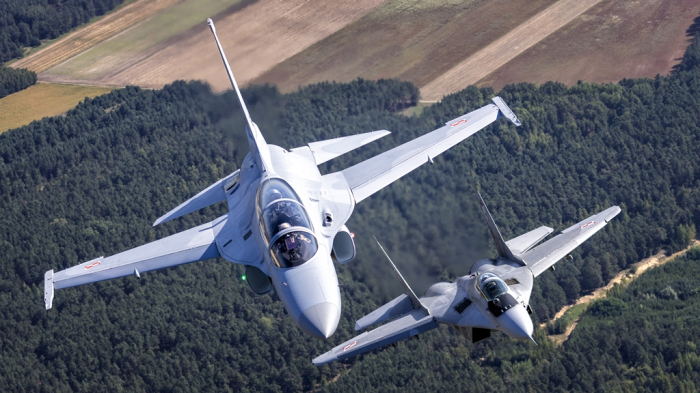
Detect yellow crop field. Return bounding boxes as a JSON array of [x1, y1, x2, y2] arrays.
[[0, 84, 114, 134]]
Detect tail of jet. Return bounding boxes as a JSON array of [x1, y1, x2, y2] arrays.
[[352, 236, 431, 331], [475, 190, 525, 264], [207, 18, 273, 174]]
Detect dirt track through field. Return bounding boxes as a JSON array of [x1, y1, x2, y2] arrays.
[[10, 0, 178, 73], [420, 0, 604, 100], [57, 0, 388, 91], [544, 240, 700, 343]]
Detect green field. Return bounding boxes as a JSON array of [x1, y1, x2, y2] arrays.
[[0, 83, 114, 133], [41, 0, 244, 81]]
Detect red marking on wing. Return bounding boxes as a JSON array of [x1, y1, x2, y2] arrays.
[[343, 341, 358, 351], [450, 119, 468, 127], [580, 221, 596, 229], [84, 261, 101, 269]]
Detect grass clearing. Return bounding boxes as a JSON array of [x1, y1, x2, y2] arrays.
[[400, 101, 433, 117], [0, 84, 114, 134]]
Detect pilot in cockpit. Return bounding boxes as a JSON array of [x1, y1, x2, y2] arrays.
[[274, 223, 312, 265]]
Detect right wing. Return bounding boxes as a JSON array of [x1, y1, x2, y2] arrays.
[[323, 97, 520, 203], [313, 309, 438, 365], [44, 216, 228, 310], [522, 206, 621, 277]]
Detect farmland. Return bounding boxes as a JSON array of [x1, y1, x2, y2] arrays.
[[477, 0, 700, 91], [3, 0, 698, 113], [10, 0, 179, 74], [420, 0, 605, 100], [253, 0, 559, 93], [39, 0, 387, 91], [0, 84, 113, 134]]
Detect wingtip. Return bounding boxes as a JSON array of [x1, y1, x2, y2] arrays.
[[312, 352, 337, 366]]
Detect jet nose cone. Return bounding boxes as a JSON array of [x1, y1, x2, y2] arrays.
[[499, 305, 534, 341], [298, 302, 340, 340]]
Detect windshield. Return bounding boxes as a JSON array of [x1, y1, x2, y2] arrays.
[[479, 273, 509, 301], [257, 178, 318, 268]]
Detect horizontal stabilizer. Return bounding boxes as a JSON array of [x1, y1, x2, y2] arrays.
[[313, 309, 437, 365], [291, 130, 390, 165], [523, 206, 621, 277], [153, 170, 239, 226], [355, 294, 414, 331], [505, 225, 554, 256]]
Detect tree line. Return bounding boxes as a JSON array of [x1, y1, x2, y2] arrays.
[[0, 65, 36, 98], [0, 0, 125, 63]]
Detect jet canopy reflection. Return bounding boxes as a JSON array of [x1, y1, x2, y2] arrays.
[[257, 178, 318, 268], [479, 273, 509, 301]]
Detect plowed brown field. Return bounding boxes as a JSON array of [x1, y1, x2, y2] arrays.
[[477, 0, 700, 91], [253, 0, 559, 92], [10, 0, 178, 73], [420, 0, 604, 100]]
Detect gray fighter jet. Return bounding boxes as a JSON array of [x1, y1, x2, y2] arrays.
[[42, 19, 522, 340], [313, 193, 620, 364]]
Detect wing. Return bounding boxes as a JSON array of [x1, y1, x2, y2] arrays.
[[44, 216, 227, 310], [313, 309, 438, 365], [322, 97, 520, 203], [522, 206, 621, 277]]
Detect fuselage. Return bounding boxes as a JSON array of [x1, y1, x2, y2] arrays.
[[419, 258, 535, 341], [213, 145, 352, 339]]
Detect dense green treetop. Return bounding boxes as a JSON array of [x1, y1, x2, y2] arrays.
[[0, 65, 36, 98], [0, 30, 699, 393], [0, 0, 125, 63]]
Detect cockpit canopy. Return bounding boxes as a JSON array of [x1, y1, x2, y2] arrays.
[[257, 179, 318, 268], [479, 273, 509, 301]]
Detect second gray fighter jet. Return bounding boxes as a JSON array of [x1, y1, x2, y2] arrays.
[[313, 192, 620, 364]]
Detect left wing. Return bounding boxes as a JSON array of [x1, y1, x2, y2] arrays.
[[313, 309, 438, 365], [522, 206, 621, 277], [323, 97, 520, 203], [44, 216, 226, 310]]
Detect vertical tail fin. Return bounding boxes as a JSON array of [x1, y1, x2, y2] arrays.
[[372, 235, 428, 313], [207, 18, 273, 173], [475, 190, 526, 265]]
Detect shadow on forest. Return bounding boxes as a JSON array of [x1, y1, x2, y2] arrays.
[[671, 12, 700, 74]]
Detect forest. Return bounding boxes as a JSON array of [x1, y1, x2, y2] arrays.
[[0, 29, 699, 393], [0, 65, 36, 98], [0, 0, 125, 63]]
